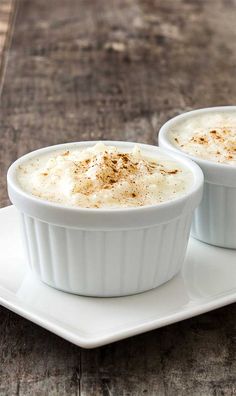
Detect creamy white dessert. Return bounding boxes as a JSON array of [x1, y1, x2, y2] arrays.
[[17, 143, 193, 208], [170, 112, 236, 165]]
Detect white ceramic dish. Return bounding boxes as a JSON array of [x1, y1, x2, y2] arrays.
[[159, 106, 236, 249], [7, 141, 203, 297], [0, 205, 235, 348]]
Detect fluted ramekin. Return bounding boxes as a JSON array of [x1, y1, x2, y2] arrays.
[[159, 106, 236, 249], [7, 141, 203, 296]]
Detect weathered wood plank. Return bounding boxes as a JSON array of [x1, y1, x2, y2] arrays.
[[0, 0, 16, 93], [0, 307, 81, 396], [0, 0, 236, 395], [0, 1, 13, 54], [0, 1, 15, 56], [79, 304, 236, 396]]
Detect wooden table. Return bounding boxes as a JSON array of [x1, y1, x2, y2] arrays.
[[0, 1, 236, 394]]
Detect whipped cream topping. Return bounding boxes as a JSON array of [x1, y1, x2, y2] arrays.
[[170, 112, 236, 165], [17, 143, 192, 208]]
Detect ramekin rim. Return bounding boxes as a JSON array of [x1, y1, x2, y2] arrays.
[[159, 106, 236, 172], [7, 140, 203, 214]]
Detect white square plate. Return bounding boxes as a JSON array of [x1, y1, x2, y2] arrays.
[[0, 206, 235, 348]]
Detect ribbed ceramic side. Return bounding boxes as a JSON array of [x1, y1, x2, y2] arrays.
[[20, 212, 193, 297], [191, 182, 236, 248]]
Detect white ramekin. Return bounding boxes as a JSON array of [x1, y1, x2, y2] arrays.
[[159, 106, 236, 249], [7, 141, 203, 297]]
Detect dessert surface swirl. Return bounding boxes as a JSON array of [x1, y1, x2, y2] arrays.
[[17, 143, 192, 208]]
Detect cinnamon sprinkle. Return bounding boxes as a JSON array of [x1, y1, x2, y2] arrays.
[[17, 143, 190, 208]]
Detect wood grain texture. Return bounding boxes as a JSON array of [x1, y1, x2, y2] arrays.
[[0, 0, 16, 94], [0, 0, 15, 56], [0, 0, 236, 394]]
